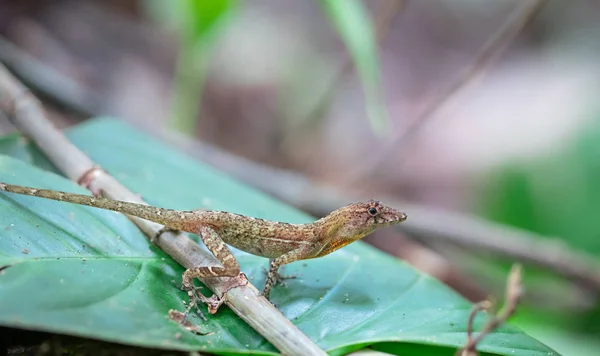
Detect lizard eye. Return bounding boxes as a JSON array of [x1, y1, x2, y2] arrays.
[[368, 207, 378, 216]]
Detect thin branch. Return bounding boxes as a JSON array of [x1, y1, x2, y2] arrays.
[[465, 301, 493, 347], [0, 63, 326, 356], [427, 239, 594, 310], [0, 36, 102, 118], [458, 264, 524, 355], [355, 0, 548, 178]]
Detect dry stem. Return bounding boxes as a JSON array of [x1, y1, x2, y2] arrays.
[[457, 264, 524, 355], [0, 63, 325, 356], [356, 0, 548, 178], [0, 36, 101, 118]]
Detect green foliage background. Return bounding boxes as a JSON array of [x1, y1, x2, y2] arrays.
[[477, 119, 600, 356]]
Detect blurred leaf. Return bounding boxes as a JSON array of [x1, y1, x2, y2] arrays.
[[0, 119, 556, 355], [512, 314, 600, 356], [480, 121, 600, 256], [319, 0, 389, 134], [143, 0, 238, 42], [477, 119, 600, 337], [143, 0, 239, 135]]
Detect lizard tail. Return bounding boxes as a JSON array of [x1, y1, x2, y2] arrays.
[[0, 182, 193, 231]]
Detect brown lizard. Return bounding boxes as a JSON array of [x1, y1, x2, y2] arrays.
[[0, 182, 407, 314]]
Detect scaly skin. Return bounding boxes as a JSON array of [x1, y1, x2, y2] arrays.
[[0, 182, 407, 311]]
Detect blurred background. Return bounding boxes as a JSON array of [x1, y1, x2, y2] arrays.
[[1, 0, 599, 354]]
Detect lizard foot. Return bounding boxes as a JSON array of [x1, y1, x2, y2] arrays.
[[262, 264, 297, 287], [168, 309, 211, 335], [203, 272, 248, 314], [275, 271, 297, 285], [180, 273, 248, 321], [181, 278, 238, 318], [181, 289, 213, 323], [184, 287, 225, 321], [173, 279, 205, 293]]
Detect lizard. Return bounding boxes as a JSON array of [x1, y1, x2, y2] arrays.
[[0, 182, 407, 316]]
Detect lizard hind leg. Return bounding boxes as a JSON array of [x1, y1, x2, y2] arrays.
[[181, 226, 240, 320]]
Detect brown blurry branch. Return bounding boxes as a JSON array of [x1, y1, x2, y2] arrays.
[[0, 62, 326, 356], [356, 0, 548, 179], [0, 36, 102, 118], [457, 264, 524, 356]]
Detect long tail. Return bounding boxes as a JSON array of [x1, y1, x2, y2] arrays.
[[0, 182, 193, 230]]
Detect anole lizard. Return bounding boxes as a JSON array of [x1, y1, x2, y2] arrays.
[[0, 182, 407, 314]]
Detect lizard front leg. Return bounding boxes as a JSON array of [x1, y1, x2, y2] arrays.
[[262, 249, 306, 299], [182, 226, 240, 318]]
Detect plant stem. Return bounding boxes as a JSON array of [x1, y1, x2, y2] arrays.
[[168, 40, 206, 135]]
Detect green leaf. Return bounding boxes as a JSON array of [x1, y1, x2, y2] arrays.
[[512, 311, 600, 356], [143, 0, 239, 135], [477, 120, 600, 338], [143, 0, 238, 43], [319, 0, 389, 134], [481, 122, 600, 256], [0, 118, 557, 355]]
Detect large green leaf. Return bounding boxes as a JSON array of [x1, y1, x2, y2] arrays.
[[0, 118, 556, 355]]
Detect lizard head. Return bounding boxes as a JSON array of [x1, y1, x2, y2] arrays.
[[313, 200, 407, 257]]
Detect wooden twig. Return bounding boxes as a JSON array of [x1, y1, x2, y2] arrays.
[[0, 36, 102, 118], [0, 63, 326, 356], [355, 0, 548, 178], [465, 301, 493, 347], [457, 264, 524, 355]]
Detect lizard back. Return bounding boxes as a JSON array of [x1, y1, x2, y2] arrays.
[[193, 211, 315, 258]]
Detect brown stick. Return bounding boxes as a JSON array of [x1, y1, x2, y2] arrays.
[[0, 36, 101, 118], [355, 0, 548, 178], [458, 264, 524, 355], [0, 63, 326, 356]]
